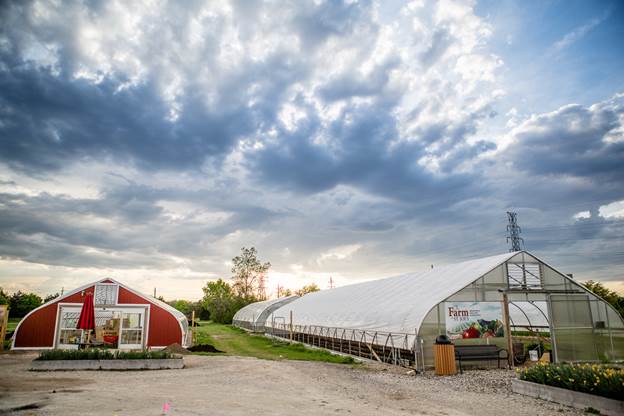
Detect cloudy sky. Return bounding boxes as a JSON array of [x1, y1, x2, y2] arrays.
[[1, 0, 623, 301]]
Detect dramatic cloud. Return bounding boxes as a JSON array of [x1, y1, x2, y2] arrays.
[[501, 95, 624, 182], [0, 0, 622, 298]]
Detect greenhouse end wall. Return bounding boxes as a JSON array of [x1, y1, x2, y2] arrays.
[[233, 296, 298, 332], [417, 252, 624, 368], [417, 264, 510, 367]]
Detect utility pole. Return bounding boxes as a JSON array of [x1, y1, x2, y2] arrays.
[[506, 211, 525, 252], [328, 276, 334, 289], [276, 284, 282, 298]]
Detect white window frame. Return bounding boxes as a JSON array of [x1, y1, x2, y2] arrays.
[[56, 306, 83, 349], [54, 303, 148, 350], [94, 283, 119, 306], [118, 309, 147, 349], [507, 262, 542, 290]]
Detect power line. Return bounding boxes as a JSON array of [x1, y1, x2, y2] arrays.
[[506, 211, 525, 252]]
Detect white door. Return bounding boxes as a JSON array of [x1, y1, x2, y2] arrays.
[[118, 310, 146, 349], [56, 306, 83, 349]]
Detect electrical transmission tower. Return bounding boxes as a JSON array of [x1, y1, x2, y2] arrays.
[[506, 211, 525, 252]]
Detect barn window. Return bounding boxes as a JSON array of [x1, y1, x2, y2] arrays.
[[94, 283, 118, 305]]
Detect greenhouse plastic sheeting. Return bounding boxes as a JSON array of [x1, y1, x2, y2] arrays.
[[268, 252, 518, 334], [233, 295, 299, 326]]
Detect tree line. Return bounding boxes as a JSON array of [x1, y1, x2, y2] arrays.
[[582, 280, 624, 317], [198, 247, 320, 324], [0, 289, 59, 318]]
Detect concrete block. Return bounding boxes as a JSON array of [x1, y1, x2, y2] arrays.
[[512, 378, 623, 416], [29, 360, 101, 371], [29, 358, 184, 371]]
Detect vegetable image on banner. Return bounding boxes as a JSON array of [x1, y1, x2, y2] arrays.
[[446, 302, 505, 340]]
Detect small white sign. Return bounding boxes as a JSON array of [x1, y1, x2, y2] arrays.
[[529, 350, 539, 361]]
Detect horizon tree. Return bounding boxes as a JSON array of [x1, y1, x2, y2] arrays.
[[295, 283, 320, 297], [231, 247, 271, 301], [201, 279, 241, 324]]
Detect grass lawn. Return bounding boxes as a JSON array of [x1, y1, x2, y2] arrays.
[[7, 317, 21, 332], [191, 321, 356, 365], [2, 317, 21, 350]]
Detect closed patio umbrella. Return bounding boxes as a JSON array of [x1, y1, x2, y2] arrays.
[[76, 292, 95, 345]]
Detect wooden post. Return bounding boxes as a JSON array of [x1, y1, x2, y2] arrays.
[[289, 310, 293, 341], [502, 293, 514, 368], [0, 305, 8, 351], [191, 310, 196, 345]]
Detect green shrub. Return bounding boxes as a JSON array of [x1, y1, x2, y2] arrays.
[[36, 349, 176, 361], [517, 362, 624, 400]]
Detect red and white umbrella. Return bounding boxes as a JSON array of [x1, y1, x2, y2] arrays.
[[76, 292, 95, 343]]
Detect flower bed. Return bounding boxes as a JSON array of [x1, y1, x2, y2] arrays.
[[517, 362, 623, 400], [36, 349, 175, 361]]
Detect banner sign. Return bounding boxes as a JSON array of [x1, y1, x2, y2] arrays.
[[445, 302, 504, 340]]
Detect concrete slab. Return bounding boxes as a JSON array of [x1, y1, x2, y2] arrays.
[[512, 378, 623, 416]]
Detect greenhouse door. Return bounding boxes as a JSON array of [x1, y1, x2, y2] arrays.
[[549, 294, 597, 362], [118, 309, 146, 350], [56, 306, 83, 349]]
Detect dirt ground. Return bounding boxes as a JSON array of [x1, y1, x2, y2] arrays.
[[0, 353, 583, 416]]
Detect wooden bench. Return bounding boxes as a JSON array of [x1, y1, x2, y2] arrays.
[[454, 345, 509, 373]]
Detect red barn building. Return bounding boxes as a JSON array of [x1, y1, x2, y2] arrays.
[[12, 278, 189, 350]]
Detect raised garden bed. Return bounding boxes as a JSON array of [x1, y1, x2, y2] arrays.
[[29, 349, 184, 371], [512, 379, 623, 416], [513, 363, 623, 415], [516, 362, 623, 400]]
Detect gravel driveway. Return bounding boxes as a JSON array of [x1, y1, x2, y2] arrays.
[[0, 353, 583, 415]]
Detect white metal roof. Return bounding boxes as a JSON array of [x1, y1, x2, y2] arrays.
[[233, 295, 299, 325], [268, 252, 518, 334]]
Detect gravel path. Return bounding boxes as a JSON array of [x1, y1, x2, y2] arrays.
[[0, 353, 583, 415]]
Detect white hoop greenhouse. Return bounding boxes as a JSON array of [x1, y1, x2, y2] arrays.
[[232, 295, 299, 332], [234, 251, 624, 370]]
